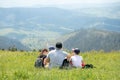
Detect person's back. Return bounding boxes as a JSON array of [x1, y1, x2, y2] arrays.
[[71, 55, 83, 67], [47, 49, 67, 68], [70, 48, 84, 68], [45, 42, 68, 69]]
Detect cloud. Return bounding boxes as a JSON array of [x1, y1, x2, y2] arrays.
[[0, 0, 120, 7]]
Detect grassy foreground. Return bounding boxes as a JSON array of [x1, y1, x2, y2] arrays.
[[0, 50, 120, 80]]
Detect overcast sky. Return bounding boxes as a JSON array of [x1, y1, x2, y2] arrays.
[[0, 0, 120, 8]]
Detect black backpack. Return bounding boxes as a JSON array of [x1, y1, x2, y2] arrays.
[[34, 58, 43, 68], [83, 64, 95, 69], [59, 59, 70, 69]]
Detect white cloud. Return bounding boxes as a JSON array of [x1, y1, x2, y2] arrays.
[[0, 0, 120, 7]]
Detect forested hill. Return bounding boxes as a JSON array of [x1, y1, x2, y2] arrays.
[[0, 36, 30, 50], [59, 29, 120, 52]]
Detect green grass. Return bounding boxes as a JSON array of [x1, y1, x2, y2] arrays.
[[0, 50, 120, 80]]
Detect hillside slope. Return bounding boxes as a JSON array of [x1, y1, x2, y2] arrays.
[[0, 36, 30, 50], [59, 29, 120, 52]]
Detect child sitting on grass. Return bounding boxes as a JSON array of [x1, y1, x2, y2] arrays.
[[70, 48, 85, 68]]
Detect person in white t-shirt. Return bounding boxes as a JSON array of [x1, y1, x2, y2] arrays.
[[70, 48, 85, 68]]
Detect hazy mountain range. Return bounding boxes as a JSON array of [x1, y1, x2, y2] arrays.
[[0, 4, 120, 51]]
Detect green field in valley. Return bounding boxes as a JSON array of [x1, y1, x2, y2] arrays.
[[0, 50, 120, 80]]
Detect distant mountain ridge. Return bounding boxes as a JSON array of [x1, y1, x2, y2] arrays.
[[0, 7, 120, 30], [59, 29, 120, 52], [0, 36, 30, 50]]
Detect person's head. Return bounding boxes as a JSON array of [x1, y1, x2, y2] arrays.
[[72, 48, 80, 55], [49, 46, 55, 51], [56, 42, 62, 49], [41, 49, 48, 55]]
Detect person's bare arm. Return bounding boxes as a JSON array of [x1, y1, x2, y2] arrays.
[[44, 57, 50, 65], [66, 53, 72, 61], [81, 60, 85, 67]]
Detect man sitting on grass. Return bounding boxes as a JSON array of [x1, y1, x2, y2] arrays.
[[44, 42, 69, 69]]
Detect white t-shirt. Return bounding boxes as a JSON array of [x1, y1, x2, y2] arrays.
[[47, 49, 68, 68], [70, 55, 83, 68]]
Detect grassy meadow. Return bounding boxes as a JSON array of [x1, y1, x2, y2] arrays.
[[0, 50, 120, 80]]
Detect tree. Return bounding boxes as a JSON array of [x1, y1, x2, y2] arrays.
[[8, 46, 17, 52]]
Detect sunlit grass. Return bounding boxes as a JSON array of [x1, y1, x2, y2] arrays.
[[0, 50, 120, 80]]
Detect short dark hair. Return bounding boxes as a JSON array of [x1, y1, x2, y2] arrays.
[[73, 48, 80, 55], [56, 42, 62, 49]]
